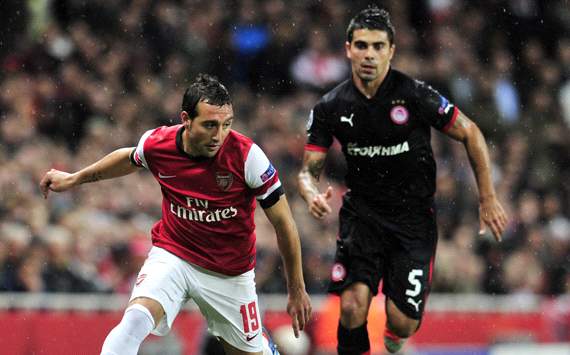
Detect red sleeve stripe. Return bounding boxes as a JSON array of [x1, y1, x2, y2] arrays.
[[305, 144, 328, 152], [442, 106, 459, 132]]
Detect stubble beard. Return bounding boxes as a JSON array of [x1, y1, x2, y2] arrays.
[[358, 70, 378, 84]]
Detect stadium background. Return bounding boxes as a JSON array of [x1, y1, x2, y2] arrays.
[[0, 0, 569, 354]]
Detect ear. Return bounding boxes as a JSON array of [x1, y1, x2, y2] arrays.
[[345, 41, 352, 60], [389, 44, 396, 61], [180, 111, 190, 124]]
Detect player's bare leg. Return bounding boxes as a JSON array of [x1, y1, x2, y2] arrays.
[[383, 297, 420, 353], [100, 297, 165, 355], [128, 296, 166, 324], [340, 282, 372, 327], [338, 282, 373, 354]]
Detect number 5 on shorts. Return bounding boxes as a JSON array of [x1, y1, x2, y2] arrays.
[[405, 269, 423, 297], [405, 269, 424, 312], [240, 301, 259, 333]]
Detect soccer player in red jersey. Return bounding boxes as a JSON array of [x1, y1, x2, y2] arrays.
[[40, 74, 311, 355]]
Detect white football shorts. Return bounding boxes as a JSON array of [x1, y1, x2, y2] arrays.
[[130, 246, 264, 352]]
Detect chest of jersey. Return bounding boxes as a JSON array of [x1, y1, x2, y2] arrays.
[[150, 152, 249, 210], [330, 98, 428, 155]]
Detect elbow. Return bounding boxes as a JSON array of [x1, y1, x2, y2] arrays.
[[463, 123, 483, 145]]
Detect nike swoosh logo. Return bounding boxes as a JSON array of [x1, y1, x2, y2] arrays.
[[246, 332, 259, 341], [158, 173, 176, 179]]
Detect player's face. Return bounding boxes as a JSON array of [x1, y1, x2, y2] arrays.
[[346, 29, 395, 83], [181, 102, 234, 158]]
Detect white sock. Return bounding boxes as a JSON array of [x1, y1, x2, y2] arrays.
[[100, 304, 156, 355]]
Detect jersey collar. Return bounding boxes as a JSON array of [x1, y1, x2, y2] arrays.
[[351, 66, 394, 101]]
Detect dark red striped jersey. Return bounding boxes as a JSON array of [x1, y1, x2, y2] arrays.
[[132, 125, 282, 275], [306, 68, 458, 208]]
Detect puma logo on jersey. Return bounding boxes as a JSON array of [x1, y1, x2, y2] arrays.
[[407, 297, 422, 312], [340, 113, 354, 127]]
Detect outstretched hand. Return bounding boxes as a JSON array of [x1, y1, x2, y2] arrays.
[[308, 186, 333, 219], [286, 287, 312, 338], [479, 196, 508, 242], [39, 169, 76, 198]]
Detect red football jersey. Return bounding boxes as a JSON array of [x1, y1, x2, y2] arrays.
[[132, 125, 281, 275]]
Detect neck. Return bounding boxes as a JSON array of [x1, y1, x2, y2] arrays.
[[182, 127, 196, 157], [353, 66, 390, 99]]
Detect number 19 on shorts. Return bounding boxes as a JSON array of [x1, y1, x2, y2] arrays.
[[240, 301, 260, 333]]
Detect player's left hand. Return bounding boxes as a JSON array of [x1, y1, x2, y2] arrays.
[[286, 287, 312, 338], [39, 169, 77, 198], [479, 196, 508, 242], [308, 186, 333, 219]]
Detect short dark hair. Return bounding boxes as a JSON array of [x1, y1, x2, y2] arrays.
[[181, 73, 231, 119], [346, 6, 395, 45]]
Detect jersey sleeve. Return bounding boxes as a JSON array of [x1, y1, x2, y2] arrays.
[[306, 101, 333, 152], [244, 143, 283, 208], [414, 80, 459, 132], [130, 129, 154, 169]]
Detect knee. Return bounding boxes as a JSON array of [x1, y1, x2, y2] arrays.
[[386, 316, 418, 338], [124, 304, 156, 330], [340, 297, 368, 325], [386, 305, 419, 338], [386, 299, 419, 338], [129, 297, 164, 326]]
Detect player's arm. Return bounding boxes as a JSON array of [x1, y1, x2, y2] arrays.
[[263, 195, 312, 338], [297, 149, 333, 219], [444, 111, 508, 241], [40, 147, 139, 198]]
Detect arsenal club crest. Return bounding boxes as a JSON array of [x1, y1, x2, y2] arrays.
[[216, 171, 233, 191]]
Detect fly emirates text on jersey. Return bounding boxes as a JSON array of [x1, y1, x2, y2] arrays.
[[170, 197, 238, 223]]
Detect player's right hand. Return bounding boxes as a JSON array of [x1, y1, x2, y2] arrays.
[[286, 287, 312, 338], [308, 186, 333, 219], [478, 196, 508, 242], [39, 169, 76, 198]]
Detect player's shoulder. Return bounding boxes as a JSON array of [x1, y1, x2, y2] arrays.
[[390, 68, 420, 91], [319, 79, 352, 105], [396, 69, 440, 95], [146, 124, 181, 142], [390, 69, 444, 104], [225, 130, 255, 153], [227, 129, 253, 145], [140, 125, 181, 154]]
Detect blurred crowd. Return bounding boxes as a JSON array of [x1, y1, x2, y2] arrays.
[[0, 0, 568, 299]]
